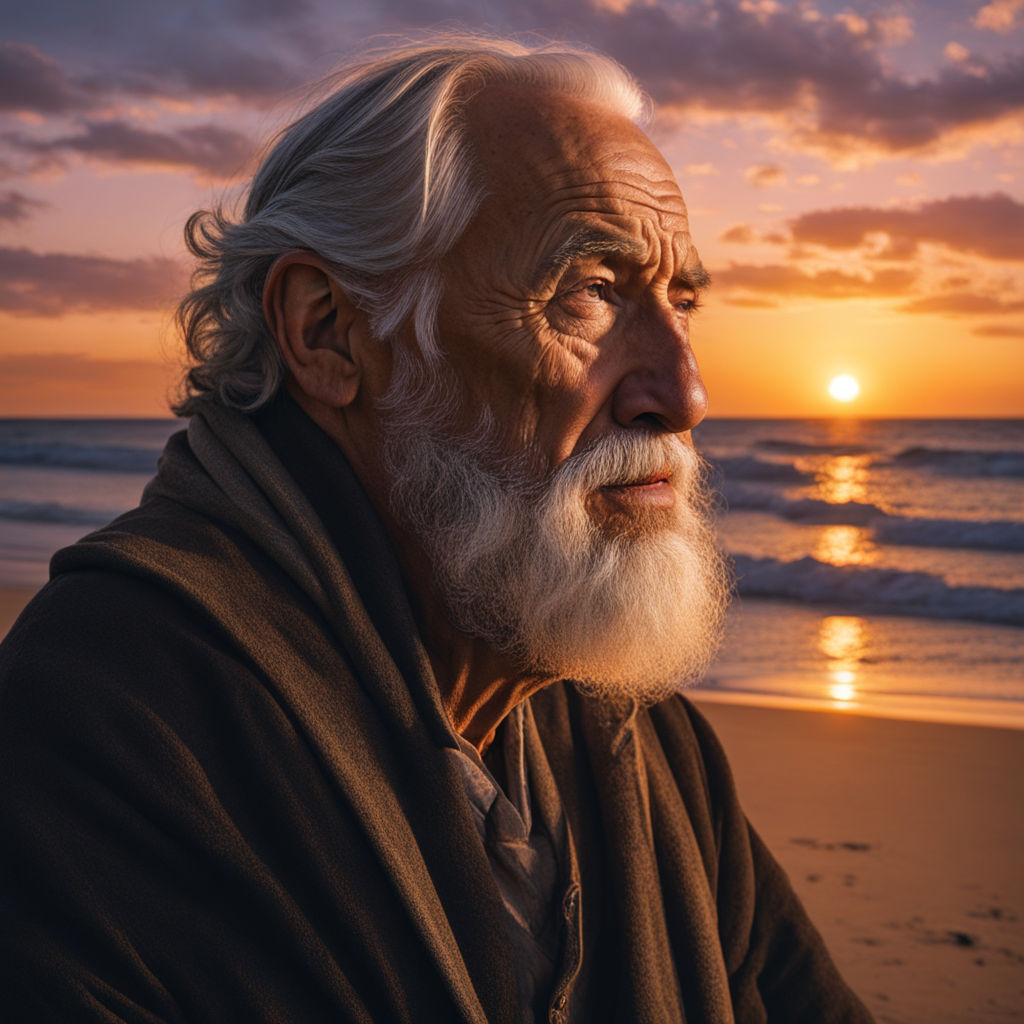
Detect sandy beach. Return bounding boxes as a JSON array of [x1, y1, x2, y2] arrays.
[[2, 585, 1021, 1022], [693, 696, 1024, 1023]]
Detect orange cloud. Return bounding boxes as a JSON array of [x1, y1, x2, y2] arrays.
[[900, 294, 1024, 315], [973, 0, 1024, 33], [744, 163, 787, 188], [789, 193, 1024, 261], [972, 323, 1024, 336], [714, 262, 916, 298]]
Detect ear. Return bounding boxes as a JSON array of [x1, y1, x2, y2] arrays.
[[263, 251, 366, 408]]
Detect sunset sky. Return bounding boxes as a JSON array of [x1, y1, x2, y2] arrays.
[[1, 0, 1022, 417]]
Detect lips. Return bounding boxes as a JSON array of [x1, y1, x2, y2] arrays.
[[603, 471, 671, 490]]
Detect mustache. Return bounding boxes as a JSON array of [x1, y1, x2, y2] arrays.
[[548, 429, 702, 493]]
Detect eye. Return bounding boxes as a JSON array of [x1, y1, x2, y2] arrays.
[[675, 294, 702, 314], [577, 280, 611, 302]]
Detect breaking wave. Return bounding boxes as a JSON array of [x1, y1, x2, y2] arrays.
[[722, 484, 887, 525], [733, 554, 1024, 626], [722, 485, 1023, 552], [890, 447, 1024, 478], [710, 455, 812, 483], [874, 517, 1024, 553], [755, 438, 871, 456]]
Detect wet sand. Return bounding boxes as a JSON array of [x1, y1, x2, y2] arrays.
[[2, 586, 1021, 1021]]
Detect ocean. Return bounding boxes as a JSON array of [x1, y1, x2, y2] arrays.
[[1, 417, 1022, 724]]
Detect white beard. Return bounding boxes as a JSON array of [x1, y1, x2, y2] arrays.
[[378, 350, 731, 704]]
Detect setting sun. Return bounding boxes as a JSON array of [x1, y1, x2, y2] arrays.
[[828, 375, 860, 403]]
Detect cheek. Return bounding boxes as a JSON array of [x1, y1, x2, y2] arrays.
[[533, 331, 592, 393]]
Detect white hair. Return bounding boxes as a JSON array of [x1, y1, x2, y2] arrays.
[[174, 34, 649, 415]]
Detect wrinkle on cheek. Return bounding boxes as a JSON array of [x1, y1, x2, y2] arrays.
[[533, 329, 593, 392]]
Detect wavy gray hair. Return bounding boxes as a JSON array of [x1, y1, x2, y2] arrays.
[[173, 34, 649, 416]]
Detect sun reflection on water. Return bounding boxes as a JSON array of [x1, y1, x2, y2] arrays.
[[813, 524, 877, 567], [813, 454, 871, 505], [818, 616, 867, 706]]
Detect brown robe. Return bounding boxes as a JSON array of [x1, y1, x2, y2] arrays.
[[0, 396, 873, 1022]]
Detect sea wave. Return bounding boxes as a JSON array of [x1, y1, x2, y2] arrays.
[[722, 485, 1024, 551], [0, 500, 116, 526], [710, 455, 812, 483], [0, 442, 160, 473], [722, 484, 887, 524], [874, 517, 1024, 553], [754, 439, 871, 456], [733, 554, 1024, 626], [890, 446, 1024, 478]]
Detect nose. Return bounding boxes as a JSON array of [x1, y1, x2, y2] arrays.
[[610, 307, 709, 433]]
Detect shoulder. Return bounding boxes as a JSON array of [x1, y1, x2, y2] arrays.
[[0, 568, 268, 751]]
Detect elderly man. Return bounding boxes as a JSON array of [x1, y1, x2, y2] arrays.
[[0, 36, 871, 1023]]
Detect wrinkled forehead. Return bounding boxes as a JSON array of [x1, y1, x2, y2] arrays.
[[462, 84, 692, 263]]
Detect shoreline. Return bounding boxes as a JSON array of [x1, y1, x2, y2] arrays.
[[691, 684, 1024, 730]]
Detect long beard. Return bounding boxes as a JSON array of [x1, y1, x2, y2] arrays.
[[378, 351, 732, 704]]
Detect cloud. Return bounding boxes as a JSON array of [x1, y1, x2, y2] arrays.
[[5, 119, 255, 179], [714, 263, 917, 298], [720, 223, 758, 243], [789, 193, 1024, 261], [944, 42, 971, 64], [745, 163, 786, 188], [548, 0, 1024, 160], [6, 2, 1023, 167], [899, 294, 1024, 315], [1, 28, 304, 119], [973, 0, 1024, 33], [0, 247, 186, 315], [116, 39, 304, 107], [972, 323, 1024, 337], [0, 189, 45, 224], [0, 41, 93, 114]]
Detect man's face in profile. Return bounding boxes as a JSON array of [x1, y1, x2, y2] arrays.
[[376, 85, 731, 700]]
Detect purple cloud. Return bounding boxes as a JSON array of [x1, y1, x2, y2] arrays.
[[0, 247, 186, 315], [0, 41, 94, 114], [5, 120, 255, 179], [0, 190, 46, 224]]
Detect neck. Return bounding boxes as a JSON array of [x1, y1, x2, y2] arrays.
[[422, 603, 556, 756], [389, 516, 556, 755]]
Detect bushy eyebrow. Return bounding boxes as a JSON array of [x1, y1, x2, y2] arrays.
[[683, 263, 712, 291], [537, 226, 711, 292], [538, 227, 646, 282]]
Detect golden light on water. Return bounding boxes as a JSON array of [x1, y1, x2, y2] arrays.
[[828, 375, 860, 402], [819, 616, 867, 706], [814, 454, 870, 504], [829, 680, 857, 702], [814, 524, 876, 567]]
